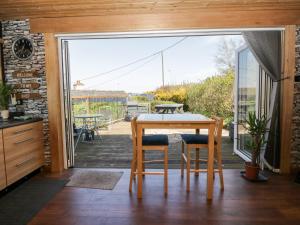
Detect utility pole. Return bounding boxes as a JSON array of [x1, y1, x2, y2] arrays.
[[161, 51, 165, 87]]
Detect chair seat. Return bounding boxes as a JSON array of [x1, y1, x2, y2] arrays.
[[142, 135, 169, 146], [181, 134, 216, 145]]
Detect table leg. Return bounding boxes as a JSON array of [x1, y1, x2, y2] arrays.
[[137, 124, 143, 199], [195, 129, 200, 176], [207, 123, 215, 200]]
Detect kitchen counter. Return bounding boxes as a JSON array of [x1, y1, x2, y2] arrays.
[[0, 118, 44, 190], [0, 118, 43, 129]]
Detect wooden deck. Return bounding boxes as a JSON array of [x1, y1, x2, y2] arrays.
[[29, 169, 300, 225], [74, 121, 244, 169]]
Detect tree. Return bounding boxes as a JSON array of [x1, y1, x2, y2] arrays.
[[215, 37, 244, 74], [187, 70, 234, 124]]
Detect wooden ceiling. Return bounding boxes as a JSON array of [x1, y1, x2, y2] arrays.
[[1, 0, 300, 20]]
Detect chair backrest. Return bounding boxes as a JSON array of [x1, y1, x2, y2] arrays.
[[131, 116, 138, 147], [212, 116, 223, 145]]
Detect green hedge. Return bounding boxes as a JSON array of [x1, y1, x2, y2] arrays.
[[187, 71, 234, 127], [147, 71, 234, 127]]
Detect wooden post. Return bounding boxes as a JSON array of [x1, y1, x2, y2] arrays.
[[44, 33, 65, 173], [280, 25, 296, 174]]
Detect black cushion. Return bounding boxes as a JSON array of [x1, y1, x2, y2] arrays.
[[142, 135, 169, 146], [181, 134, 215, 145]]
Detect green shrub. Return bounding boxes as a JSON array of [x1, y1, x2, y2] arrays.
[[187, 71, 234, 125], [131, 95, 149, 102], [152, 84, 190, 111]]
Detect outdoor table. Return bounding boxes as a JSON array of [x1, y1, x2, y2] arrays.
[[74, 114, 104, 141], [74, 114, 104, 127], [154, 104, 184, 114], [136, 113, 216, 200]]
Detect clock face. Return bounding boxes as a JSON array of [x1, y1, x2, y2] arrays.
[[12, 37, 34, 60]]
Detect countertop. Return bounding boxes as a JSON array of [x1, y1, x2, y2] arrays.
[[0, 118, 43, 129]]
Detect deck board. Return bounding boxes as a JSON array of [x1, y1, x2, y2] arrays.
[[74, 121, 243, 169]]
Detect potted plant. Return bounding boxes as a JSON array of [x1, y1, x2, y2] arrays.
[[0, 82, 12, 120], [243, 112, 269, 180]]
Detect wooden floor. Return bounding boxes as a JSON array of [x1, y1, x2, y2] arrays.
[[29, 169, 300, 225]]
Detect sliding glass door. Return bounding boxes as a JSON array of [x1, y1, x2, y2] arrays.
[[234, 46, 259, 160], [234, 46, 274, 161], [61, 40, 75, 167]]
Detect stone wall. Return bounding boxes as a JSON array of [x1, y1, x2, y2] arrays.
[[291, 26, 300, 170], [1, 20, 50, 165]]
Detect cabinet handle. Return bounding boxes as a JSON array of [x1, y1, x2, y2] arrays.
[[13, 128, 33, 135], [15, 157, 35, 168], [14, 137, 34, 145]]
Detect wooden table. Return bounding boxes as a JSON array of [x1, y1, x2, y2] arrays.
[[136, 114, 216, 200]]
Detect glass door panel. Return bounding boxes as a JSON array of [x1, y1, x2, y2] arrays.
[[61, 40, 75, 167], [234, 47, 259, 159]]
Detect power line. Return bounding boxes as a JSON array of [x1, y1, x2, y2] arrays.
[[85, 54, 160, 90], [80, 37, 188, 82]]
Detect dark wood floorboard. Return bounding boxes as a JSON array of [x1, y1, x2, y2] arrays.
[[29, 169, 300, 225]]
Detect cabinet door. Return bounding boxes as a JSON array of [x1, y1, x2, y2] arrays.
[[3, 122, 44, 186], [0, 129, 6, 190]]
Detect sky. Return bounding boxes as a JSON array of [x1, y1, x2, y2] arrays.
[[68, 35, 244, 93]]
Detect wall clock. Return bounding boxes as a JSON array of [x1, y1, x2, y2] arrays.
[[12, 37, 34, 60]]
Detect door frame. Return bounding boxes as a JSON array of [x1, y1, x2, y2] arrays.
[[233, 45, 276, 164], [233, 45, 254, 162], [45, 25, 295, 173], [56, 27, 285, 169]]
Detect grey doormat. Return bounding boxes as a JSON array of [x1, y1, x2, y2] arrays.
[[0, 177, 67, 225], [66, 170, 123, 190]]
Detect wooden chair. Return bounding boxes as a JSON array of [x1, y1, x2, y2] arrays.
[[129, 116, 169, 195], [180, 116, 224, 192]]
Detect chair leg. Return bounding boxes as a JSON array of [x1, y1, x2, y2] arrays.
[[129, 147, 137, 192], [217, 146, 224, 190], [186, 145, 191, 192], [164, 147, 168, 195], [195, 148, 200, 176], [142, 150, 145, 177], [181, 141, 184, 178]]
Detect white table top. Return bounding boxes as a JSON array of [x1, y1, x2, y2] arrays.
[[137, 113, 213, 123]]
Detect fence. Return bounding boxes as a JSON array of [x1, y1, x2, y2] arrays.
[[125, 103, 151, 120], [73, 102, 126, 128]]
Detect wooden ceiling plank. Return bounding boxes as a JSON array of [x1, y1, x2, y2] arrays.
[[1, 0, 300, 20], [3, 5, 300, 21], [30, 9, 300, 33]]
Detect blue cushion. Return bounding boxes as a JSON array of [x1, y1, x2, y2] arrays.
[[142, 135, 169, 146], [181, 134, 213, 145]]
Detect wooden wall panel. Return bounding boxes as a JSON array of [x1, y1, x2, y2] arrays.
[[280, 25, 296, 174], [44, 33, 65, 172], [30, 10, 300, 33], [1, 0, 300, 20]]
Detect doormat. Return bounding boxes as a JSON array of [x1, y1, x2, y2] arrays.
[[66, 170, 123, 190]]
